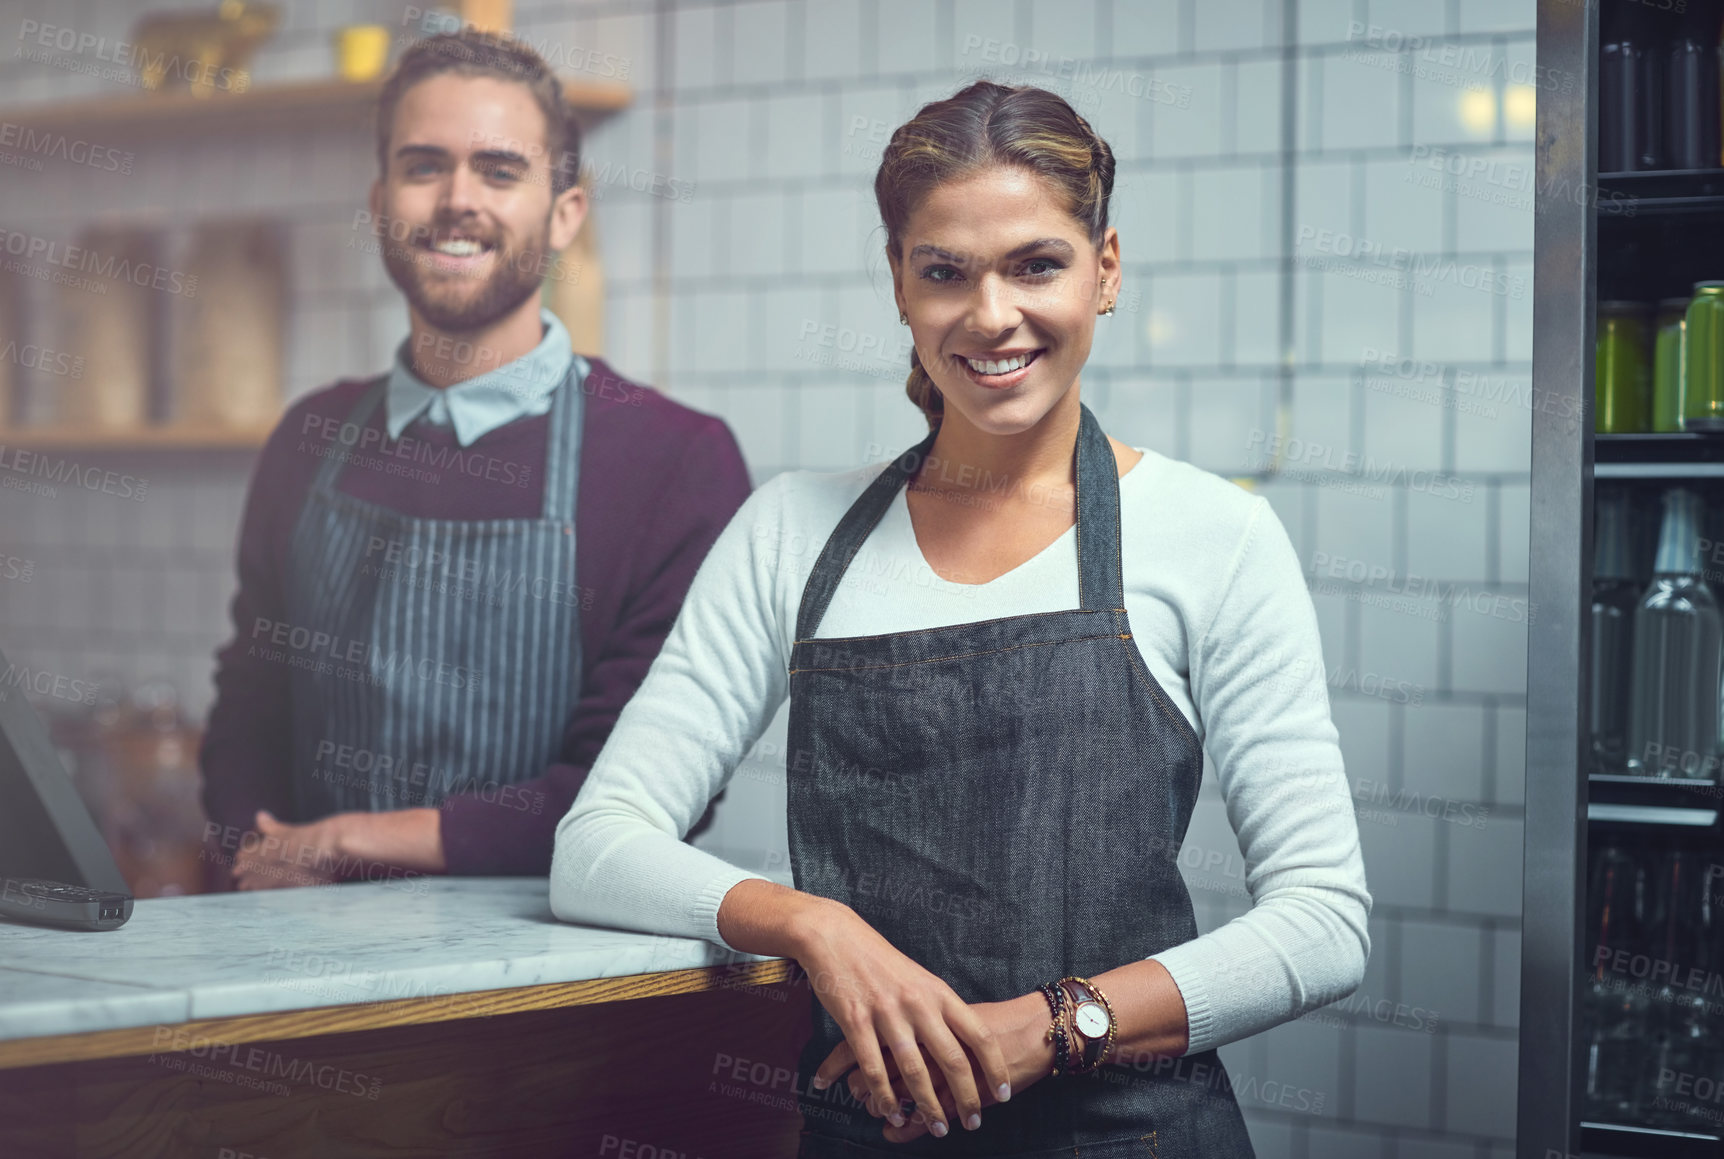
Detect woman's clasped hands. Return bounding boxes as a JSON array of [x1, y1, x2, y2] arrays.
[[797, 902, 1057, 1142]]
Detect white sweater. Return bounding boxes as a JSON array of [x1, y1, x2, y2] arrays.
[[549, 447, 1371, 1055]]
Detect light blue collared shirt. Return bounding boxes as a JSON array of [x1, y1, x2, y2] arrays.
[[385, 309, 585, 447]]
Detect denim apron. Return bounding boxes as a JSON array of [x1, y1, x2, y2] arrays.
[[282, 366, 583, 816], [786, 404, 1255, 1157]]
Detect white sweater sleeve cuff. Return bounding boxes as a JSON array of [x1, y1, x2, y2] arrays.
[[695, 866, 774, 951], [1152, 943, 1221, 1054]]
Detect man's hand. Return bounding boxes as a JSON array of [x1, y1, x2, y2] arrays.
[[228, 808, 448, 890], [335, 807, 447, 873], [230, 810, 344, 890]]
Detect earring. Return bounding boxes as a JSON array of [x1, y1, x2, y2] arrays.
[[1100, 278, 1115, 316], [899, 310, 908, 325]]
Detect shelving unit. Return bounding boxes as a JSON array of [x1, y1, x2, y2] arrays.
[[0, 75, 632, 139], [1582, 360, 1724, 1158], [0, 65, 630, 450], [1526, 2, 1724, 1156]]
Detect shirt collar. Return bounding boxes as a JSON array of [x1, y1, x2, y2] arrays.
[[385, 309, 581, 446]]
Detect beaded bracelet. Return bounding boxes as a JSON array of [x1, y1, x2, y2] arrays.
[[1037, 981, 1071, 1078]]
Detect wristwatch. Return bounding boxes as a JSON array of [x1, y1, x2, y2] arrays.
[[1060, 977, 1114, 1070]]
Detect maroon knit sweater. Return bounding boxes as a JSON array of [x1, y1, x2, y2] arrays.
[[198, 357, 752, 879]]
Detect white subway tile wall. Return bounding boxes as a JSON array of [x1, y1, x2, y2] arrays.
[[0, 0, 1532, 1151], [1355, 1020, 1438, 1130], [1402, 702, 1489, 803], [1400, 917, 1488, 1026]]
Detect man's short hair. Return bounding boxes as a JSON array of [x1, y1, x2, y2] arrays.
[[376, 30, 582, 197]]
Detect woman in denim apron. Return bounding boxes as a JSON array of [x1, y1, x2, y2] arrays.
[[781, 401, 1257, 1158], [553, 78, 1368, 1157], [759, 81, 1265, 1157]]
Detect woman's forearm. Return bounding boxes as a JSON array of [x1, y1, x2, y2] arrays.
[[715, 876, 848, 959], [1085, 959, 1191, 1063]]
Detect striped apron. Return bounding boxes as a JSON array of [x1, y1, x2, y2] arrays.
[[282, 367, 583, 817]]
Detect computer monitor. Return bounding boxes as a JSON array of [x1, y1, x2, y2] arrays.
[[0, 643, 130, 894]]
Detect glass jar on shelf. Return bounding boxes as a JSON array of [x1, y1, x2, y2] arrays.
[[103, 677, 209, 897]]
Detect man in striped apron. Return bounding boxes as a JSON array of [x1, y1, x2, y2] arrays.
[[198, 29, 751, 888]]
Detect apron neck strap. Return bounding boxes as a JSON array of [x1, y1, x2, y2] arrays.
[[793, 402, 1124, 641], [307, 358, 588, 524], [793, 425, 937, 641], [1073, 401, 1126, 613], [310, 377, 388, 495], [540, 355, 588, 523]]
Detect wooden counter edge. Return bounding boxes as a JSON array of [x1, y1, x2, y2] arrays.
[[0, 957, 796, 1071]]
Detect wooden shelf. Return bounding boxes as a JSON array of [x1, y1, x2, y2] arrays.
[[0, 424, 273, 451], [0, 74, 631, 138]]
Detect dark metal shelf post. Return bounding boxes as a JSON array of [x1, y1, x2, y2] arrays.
[[1524, 1, 1595, 1155]]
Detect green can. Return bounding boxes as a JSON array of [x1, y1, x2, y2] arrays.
[[1685, 282, 1724, 433], [1653, 297, 1691, 432], [1597, 301, 1651, 433]]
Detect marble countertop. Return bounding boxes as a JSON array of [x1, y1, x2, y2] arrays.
[[0, 877, 775, 1042]]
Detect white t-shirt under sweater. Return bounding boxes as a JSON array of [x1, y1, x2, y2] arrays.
[[549, 447, 1372, 1055]]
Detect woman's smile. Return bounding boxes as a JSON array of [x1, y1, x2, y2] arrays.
[[955, 347, 1046, 389]]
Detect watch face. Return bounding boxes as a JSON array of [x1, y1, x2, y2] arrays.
[[1075, 1001, 1109, 1038]]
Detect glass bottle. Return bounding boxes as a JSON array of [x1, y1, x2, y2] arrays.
[[1585, 843, 1648, 1124], [1592, 491, 1640, 774], [1638, 850, 1703, 1128], [1599, 0, 1664, 171], [1664, 4, 1721, 170], [1626, 488, 1723, 779]]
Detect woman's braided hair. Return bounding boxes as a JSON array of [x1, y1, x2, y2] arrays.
[[873, 81, 1116, 430]]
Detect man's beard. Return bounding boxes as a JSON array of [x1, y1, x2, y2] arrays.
[[381, 215, 550, 333]]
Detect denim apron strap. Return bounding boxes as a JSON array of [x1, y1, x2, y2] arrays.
[[794, 403, 1120, 643], [1071, 402, 1127, 613], [792, 425, 937, 642]]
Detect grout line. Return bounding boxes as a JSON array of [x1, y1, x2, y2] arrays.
[[1478, 913, 1498, 1027], [1433, 1021, 1450, 1139], [714, 2, 734, 89], [1276, 0, 1299, 468]]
